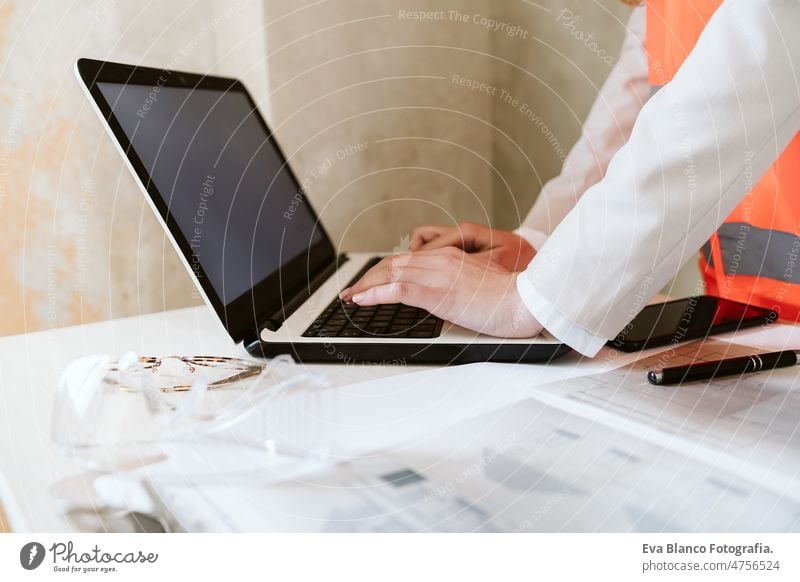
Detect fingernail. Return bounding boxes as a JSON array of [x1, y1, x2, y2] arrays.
[[339, 288, 350, 299], [352, 293, 365, 303]]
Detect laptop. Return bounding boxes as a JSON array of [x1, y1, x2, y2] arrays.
[[76, 58, 569, 365]]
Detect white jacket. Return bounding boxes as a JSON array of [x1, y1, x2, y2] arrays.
[[515, 0, 800, 357]]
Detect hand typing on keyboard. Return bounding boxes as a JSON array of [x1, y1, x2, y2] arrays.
[[338, 248, 542, 339], [303, 301, 443, 338], [303, 257, 443, 339]]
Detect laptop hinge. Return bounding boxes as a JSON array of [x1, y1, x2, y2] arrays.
[[260, 254, 349, 332]]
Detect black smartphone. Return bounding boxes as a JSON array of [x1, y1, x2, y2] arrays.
[[609, 295, 777, 352]]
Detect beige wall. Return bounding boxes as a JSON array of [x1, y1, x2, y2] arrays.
[[262, 0, 495, 254], [490, 0, 634, 229], [0, 0, 268, 335]]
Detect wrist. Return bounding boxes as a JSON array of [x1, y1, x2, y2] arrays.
[[506, 274, 543, 337], [513, 226, 548, 252]]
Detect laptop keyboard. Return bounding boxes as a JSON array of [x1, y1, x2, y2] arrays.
[[302, 257, 444, 339]]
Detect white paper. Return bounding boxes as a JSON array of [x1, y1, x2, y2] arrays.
[[313, 346, 665, 458], [539, 339, 800, 494], [123, 335, 800, 533], [717, 322, 800, 352]]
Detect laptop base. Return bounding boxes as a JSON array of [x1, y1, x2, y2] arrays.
[[245, 339, 572, 365]]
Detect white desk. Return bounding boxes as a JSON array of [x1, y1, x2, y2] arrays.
[[3, 306, 797, 532], [0, 306, 427, 532]]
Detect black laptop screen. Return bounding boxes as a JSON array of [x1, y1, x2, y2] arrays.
[[96, 81, 325, 305]]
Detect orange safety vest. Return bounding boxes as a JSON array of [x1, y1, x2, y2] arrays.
[[647, 0, 800, 322]]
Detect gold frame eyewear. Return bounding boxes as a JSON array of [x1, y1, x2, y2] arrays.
[[111, 356, 265, 393]]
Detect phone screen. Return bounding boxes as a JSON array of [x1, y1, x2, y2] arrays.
[[610, 296, 776, 351]]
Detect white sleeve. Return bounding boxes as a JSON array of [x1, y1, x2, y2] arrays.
[[515, 6, 650, 250], [519, 0, 800, 357]]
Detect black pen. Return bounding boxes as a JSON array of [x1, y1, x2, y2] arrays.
[[647, 350, 800, 385]]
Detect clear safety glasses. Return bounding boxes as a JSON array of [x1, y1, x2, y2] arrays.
[[50, 353, 338, 474]]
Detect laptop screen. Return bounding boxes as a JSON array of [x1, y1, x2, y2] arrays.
[[96, 81, 326, 305]]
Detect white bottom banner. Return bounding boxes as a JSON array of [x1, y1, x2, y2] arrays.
[[0, 533, 798, 581]]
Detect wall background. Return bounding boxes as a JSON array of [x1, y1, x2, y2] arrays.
[[0, 0, 269, 334], [262, 0, 496, 254], [0, 0, 699, 337], [490, 0, 634, 229]]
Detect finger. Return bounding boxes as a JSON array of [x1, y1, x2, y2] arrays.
[[418, 229, 473, 251], [419, 223, 493, 252], [365, 266, 436, 296], [351, 281, 435, 310], [340, 256, 395, 300], [410, 225, 449, 250], [344, 258, 449, 300], [341, 249, 465, 300]]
